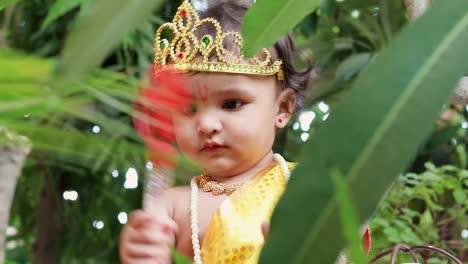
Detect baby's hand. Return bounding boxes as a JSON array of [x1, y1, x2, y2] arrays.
[[119, 210, 177, 264]]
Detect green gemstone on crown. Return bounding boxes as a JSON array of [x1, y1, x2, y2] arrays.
[[160, 39, 169, 49], [201, 35, 211, 49]]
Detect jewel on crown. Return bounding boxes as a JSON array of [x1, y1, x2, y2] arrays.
[[153, 0, 284, 80]]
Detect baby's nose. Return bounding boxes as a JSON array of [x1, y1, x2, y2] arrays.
[[197, 111, 222, 135]]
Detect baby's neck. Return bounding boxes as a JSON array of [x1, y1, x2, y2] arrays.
[[207, 151, 275, 185]]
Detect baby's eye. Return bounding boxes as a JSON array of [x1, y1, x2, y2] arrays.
[[183, 103, 198, 115], [222, 100, 244, 110]]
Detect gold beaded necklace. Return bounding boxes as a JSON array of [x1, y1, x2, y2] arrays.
[[196, 175, 243, 195]]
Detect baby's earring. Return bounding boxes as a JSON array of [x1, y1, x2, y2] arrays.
[[276, 117, 283, 127]]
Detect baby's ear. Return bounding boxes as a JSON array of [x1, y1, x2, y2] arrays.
[[275, 88, 296, 129]]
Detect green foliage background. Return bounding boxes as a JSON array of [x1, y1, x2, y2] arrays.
[[0, 0, 466, 263]]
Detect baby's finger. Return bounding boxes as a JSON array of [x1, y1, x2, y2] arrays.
[[128, 210, 177, 233], [128, 228, 174, 245], [157, 214, 178, 233], [142, 210, 178, 234], [121, 255, 154, 264], [122, 256, 170, 264], [124, 243, 171, 260], [129, 210, 157, 227]]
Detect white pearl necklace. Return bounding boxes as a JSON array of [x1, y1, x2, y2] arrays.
[[189, 154, 291, 264]]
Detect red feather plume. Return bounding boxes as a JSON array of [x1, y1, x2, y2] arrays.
[[132, 65, 193, 168]]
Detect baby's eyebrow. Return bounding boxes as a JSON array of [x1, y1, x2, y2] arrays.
[[212, 87, 253, 97]]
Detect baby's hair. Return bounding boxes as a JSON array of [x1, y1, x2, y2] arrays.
[[196, 1, 315, 114]]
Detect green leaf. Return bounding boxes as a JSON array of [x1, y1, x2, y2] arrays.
[[0, 49, 56, 115], [5, 122, 144, 172], [420, 210, 433, 229], [0, 0, 20, 10], [334, 53, 372, 84], [260, 0, 468, 263], [0, 49, 52, 82], [453, 189, 466, 204], [0, 127, 31, 148], [344, 0, 380, 9], [40, 0, 87, 31], [319, 0, 337, 16], [172, 248, 192, 264], [456, 144, 467, 169], [242, 0, 320, 58], [425, 162, 437, 171], [330, 168, 368, 264], [58, 0, 164, 82]]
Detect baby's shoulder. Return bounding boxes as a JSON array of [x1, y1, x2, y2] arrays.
[[166, 184, 191, 197], [166, 184, 192, 224], [165, 184, 191, 208]]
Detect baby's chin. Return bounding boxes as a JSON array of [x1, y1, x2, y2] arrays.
[[197, 158, 240, 177]]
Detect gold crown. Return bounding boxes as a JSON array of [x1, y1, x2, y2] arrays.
[[153, 0, 284, 80]]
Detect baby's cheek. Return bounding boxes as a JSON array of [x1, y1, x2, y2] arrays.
[[236, 120, 275, 146], [173, 122, 196, 150], [233, 126, 257, 143]]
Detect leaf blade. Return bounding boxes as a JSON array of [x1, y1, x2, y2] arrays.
[[0, 0, 20, 10], [260, 1, 468, 263], [242, 0, 320, 57], [40, 0, 84, 31], [58, 0, 164, 82]]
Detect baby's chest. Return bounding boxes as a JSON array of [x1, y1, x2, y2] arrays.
[[174, 192, 227, 256]]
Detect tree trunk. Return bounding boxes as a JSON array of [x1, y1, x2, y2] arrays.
[[0, 128, 31, 264], [31, 172, 64, 264]]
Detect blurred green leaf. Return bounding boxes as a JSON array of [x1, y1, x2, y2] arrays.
[[344, 0, 380, 9], [456, 144, 467, 169], [370, 160, 467, 254], [0, 49, 52, 81], [242, 0, 320, 57], [420, 210, 433, 229], [319, 0, 336, 16], [0, 49, 56, 116], [453, 189, 466, 204], [172, 248, 192, 264], [260, 0, 468, 263], [0, 48, 145, 174], [58, 0, 164, 82], [331, 168, 369, 264], [334, 52, 372, 83], [0, 0, 20, 10], [40, 0, 89, 31]]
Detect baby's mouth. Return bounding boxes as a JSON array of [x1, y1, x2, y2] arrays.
[[200, 142, 227, 153]]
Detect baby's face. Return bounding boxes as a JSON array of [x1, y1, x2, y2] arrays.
[[173, 72, 279, 178]]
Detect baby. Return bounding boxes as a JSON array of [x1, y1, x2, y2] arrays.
[[120, 1, 313, 263]]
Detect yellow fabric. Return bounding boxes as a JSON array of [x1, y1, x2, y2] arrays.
[[200, 161, 296, 264]]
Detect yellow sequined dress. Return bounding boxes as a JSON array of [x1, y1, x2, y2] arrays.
[[199, 161, 295, 264]]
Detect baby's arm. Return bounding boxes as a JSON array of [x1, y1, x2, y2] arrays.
[[119, 190, 177, 264]]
